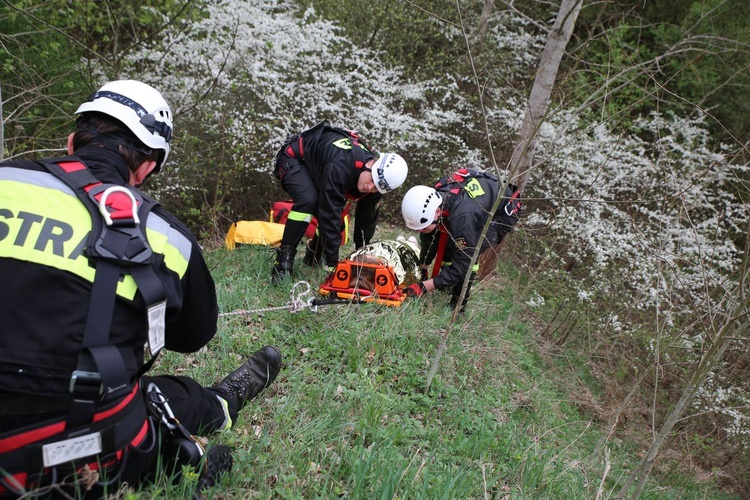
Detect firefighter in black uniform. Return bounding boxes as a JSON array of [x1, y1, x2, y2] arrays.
[[271, 121, 408, 282], [400, 169, 522, 311], [0, 80, 281, 498]]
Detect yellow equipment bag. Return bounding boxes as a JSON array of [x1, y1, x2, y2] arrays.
[[225, 221, 285, 250]]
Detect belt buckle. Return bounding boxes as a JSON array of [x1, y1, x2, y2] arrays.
[[69, 370, 104, 396]]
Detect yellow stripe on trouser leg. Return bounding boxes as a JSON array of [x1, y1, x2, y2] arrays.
[[216, 395, 233, 430], [287, 210, 313, 223]]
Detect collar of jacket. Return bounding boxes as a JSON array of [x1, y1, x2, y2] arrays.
[[73, 146, 132, 184]]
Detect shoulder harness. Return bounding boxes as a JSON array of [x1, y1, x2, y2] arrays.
[[285, 120, 370, 169], [430, 168, 521, 277], [39, 157, 167, 429]]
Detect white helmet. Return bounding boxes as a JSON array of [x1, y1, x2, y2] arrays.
[[75, 80, 173, 169], [371, 152, 408, 194], [402, 185, 442, 230]]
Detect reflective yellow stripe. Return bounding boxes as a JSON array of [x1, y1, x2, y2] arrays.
[[144, 215, 191, 278], [288, 210, 313, 223], [1, 170, 191, 299], [440, 261, 479, 272], [0, 179, 139, 298], [216, 395, 233, 430]]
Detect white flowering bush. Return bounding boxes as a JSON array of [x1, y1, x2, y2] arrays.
[[127, 1, 482, 175], [114, 0, 747, 368], [522, 108, 750, 457], [99, 0, 534, 230], [695, 370, 750, 447], [524, 111, 747, 316]]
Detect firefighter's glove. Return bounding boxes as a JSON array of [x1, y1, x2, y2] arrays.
[[420, 266, 429, 280], [405, 282, 427, 297]]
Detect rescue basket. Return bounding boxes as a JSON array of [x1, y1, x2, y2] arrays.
[[318, 259, 406, 307]]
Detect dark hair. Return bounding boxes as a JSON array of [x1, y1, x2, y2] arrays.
[[73, 112, 157, 172]]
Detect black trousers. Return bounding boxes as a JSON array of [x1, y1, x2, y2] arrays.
[[275, 150, 318, 248], [0, 375, 227, 437], [142, 374, 229, 435]]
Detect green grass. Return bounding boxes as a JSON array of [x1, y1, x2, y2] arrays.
[[133, 241, 734, 499]]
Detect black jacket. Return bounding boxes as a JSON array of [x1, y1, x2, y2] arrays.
[[0, 147, 218, 398], [419, 169, 507, 290], [290, 125, 379, 264]]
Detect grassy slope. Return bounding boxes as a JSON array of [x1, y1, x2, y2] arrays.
[[138, 228, 733, 499]]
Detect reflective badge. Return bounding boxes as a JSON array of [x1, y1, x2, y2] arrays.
[[464, 178, 485, 198], [332, 138, 353, 150], [43, 432, 102, 467], [147, 300, 167, 356]]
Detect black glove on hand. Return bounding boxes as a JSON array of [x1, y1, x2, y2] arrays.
[[405, 282, 427, 297]]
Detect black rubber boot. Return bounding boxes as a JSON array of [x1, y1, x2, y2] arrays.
[[196, 444, 234, 492], [271, 244, 296, 283], [302, 236, 323, 268], [211, 346, 282, 415]]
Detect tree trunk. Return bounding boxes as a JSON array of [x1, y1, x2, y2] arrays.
[[478, 0, 583, 284], [617, 222, 750, 498], [509, 0, 584, 189], [474, 0, 495, 53], [617, 319, 744, 498], [426, 0, 584, 391]]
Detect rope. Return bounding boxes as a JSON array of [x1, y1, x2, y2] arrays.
[[219, 281, 318, 318]]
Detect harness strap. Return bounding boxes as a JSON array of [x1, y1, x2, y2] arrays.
[[284, 123, 368, 170], [39, 158, 166, 429], [502, 184, 522, 217], [67, 261, 127, 427], [435, 168, 471, 189], [347, 130, 366, 169], [285, 135, 304, 160], [432, 220, 449, 279]]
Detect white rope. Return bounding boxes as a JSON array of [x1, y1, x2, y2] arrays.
[[218, 280, 317, 318]]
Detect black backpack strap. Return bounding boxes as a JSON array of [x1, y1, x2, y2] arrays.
[[287, 121, 370, 169], [343, 128, 367, 169], [285, 120, 329, 159], [39, 157, 166, 428]]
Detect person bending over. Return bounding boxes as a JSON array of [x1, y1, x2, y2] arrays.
[[400, 168, 521, 312], [271, 121, 408, 282]]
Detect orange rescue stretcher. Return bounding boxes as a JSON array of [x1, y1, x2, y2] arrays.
[[319, 259, 407, 307]]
